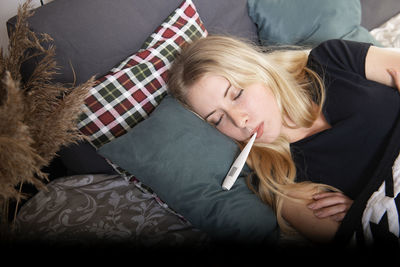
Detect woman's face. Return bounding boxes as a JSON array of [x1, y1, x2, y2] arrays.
[[186, 74, 284, 144]]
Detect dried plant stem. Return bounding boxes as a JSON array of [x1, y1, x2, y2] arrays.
[[12, 183, 23, 230], [0, 0, 95, 238]]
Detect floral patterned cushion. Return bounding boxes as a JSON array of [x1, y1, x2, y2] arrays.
[[15, 174, 209, 246], [77, 0, 208, 148]]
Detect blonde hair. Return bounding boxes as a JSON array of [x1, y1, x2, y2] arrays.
[[168, 35, 338, 235]]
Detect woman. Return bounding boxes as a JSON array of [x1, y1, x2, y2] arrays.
[[167, 35, 400, 243]]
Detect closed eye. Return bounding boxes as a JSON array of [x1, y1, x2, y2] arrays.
[[214, 114, 224, 126], [234, 89, 243, 100]]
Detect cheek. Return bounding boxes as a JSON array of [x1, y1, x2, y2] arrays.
[[256, 90, 281, 118], [219, 124, 247, 142]]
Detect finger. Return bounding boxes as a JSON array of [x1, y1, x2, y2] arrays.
[[387, 68, 400, 90], [312, 191, 344, 200], [308, 194, 349, 210], [314, 204, 348, 219], [330, 212, 346, 222]]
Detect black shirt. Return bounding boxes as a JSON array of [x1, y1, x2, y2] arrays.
[[291, 39, 400, 199]]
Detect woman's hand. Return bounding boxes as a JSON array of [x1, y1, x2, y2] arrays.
[[387, 68, 400, 91], [307, 192, 353, 222]]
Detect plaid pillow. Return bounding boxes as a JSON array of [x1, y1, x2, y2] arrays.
[[77, 0, 208, 148]]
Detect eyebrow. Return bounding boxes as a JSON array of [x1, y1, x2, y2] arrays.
[[204, 81, 231, 120]]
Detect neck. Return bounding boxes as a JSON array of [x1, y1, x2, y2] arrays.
[[283, 113, 331, 143]]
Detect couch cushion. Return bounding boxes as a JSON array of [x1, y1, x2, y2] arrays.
[[98, 95, 279, 243], [248, 0, 380, 47], [77, 0, 207, 148], [360, 0, 400, 30], [8, 0, 256, 86]]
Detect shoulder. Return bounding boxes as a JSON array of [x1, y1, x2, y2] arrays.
[[308, 39, 372, 76], [310, 39, 371, 60]]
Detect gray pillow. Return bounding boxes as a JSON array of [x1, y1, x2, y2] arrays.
[[248, 0, 380, 47], [8, 0, 257, 85], [98, 95, 278, 243]]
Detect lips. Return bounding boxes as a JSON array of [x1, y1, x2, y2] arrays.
[[253, 122, 264, 139]]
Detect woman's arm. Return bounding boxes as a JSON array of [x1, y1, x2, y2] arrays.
[[281, 188, 352, 243], [365, 46, 400, 87], [281, 195, 339, 243]]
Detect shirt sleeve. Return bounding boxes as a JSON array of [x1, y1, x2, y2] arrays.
[[308, 39, 372, 78]]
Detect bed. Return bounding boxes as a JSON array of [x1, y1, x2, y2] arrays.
[[8, 0, 400, 251]]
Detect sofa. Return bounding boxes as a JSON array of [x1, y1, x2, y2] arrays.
[[7, 0, 400, 251]]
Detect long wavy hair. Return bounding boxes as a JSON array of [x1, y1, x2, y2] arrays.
[[168, 35, 338, 235]]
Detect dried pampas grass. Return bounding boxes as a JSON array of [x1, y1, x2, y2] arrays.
[[0, 0, 95, 235]]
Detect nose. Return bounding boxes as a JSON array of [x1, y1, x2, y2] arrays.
[[228, 108, 248, 129]]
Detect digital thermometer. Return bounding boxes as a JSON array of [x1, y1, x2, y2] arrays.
[[222, 133, 257, 190]]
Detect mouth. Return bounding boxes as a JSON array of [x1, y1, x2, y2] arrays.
[[252, 122, 264, 139]]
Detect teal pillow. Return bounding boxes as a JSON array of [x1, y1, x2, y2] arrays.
[[247, 0, 381, 47], [98, 95, 278, 243]]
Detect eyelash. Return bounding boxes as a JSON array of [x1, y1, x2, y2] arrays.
[[234, 89, 243, 100], [215, 114, 223, 126], [214, 89, 243, 126]]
